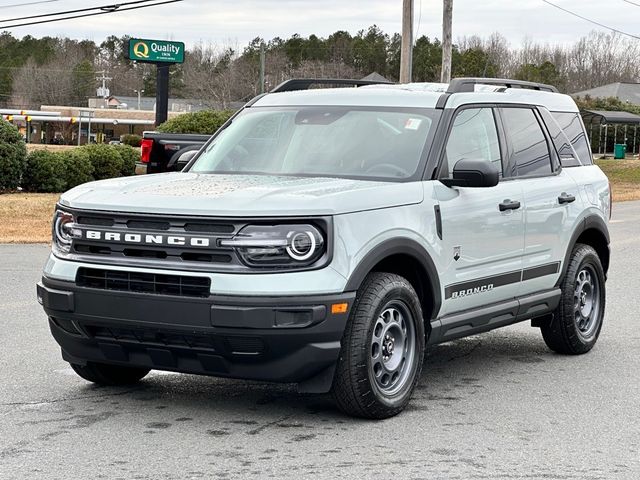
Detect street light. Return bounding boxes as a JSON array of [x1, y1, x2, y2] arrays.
[[134, 89, 145, 110]]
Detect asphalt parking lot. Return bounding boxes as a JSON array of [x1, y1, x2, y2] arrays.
[[1, 202, 639, 480]]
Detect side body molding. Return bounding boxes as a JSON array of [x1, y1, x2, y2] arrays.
[[343, 238, 442, 320]]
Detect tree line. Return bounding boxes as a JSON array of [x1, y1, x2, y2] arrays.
[[1, 27, 639, 109]]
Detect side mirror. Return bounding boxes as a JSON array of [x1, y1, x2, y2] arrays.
[[175, 150, 198, 171], [441, 158, 500, 188]]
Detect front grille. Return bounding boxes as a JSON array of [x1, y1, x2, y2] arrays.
[[224, 336, 266, 355], [85, 325, 266, 356], [87, 325, 217, 351], [76, 267, 211, 298], [69, 211, 243, 271]]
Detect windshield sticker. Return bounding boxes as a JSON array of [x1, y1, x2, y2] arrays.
[[404, 118, 422, 130]]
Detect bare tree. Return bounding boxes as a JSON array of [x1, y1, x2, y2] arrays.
[[11, 38, 97, 107]]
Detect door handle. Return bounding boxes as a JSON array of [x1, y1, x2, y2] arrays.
[[499, 199, 521, 211], [558, 192, 576, 204]]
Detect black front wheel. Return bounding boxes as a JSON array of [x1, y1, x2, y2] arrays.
[[70, 362, 150, 386], [540, 244, 606, 355], [332, 272, 425, 419]]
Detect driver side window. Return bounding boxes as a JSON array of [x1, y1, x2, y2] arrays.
[[443, 108, 502, 178]]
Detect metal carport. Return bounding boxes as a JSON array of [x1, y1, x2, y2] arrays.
[[581, 109, 640, 157]]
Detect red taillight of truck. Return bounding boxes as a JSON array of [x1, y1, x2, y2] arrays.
[[140, 139, 153, 163]]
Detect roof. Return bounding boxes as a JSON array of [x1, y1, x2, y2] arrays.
[[581, 109, 640, 125], [573, 82, 640, 105], [361, 72, 391, 82], [254, 82, 578, 112]]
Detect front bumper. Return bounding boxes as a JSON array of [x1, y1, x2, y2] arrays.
[[38, 276, 355, 390]]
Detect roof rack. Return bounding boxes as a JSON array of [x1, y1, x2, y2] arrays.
[[271, 78, 393, 93], [446, 77, 559, 94]]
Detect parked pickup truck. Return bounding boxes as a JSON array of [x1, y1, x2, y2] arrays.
[[138, 131, 210, 174]]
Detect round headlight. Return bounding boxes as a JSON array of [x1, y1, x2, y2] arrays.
[[286, 231, 316, 261], [221, 224, 325, 268], [53, 210, 76, 253]]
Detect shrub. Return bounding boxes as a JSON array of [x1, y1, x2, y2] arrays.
[[22, 150, 66, 193], [0, 120, 27, 191], [61, 149, 94, 189], [81, 144, 124, 180], [121, 134, 142, 147], [113, 144, 139, 176], [157, 109, 234, 134]]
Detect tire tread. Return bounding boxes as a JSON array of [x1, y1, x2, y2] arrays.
[[332, 272, 425, 419], [541, 243, 606, 355]]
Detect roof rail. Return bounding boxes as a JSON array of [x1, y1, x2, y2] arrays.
[[446, 77, 559, 94], [271, 78, 393, 93]]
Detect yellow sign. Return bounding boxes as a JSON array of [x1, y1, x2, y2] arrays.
[[132, 41, 150, 59]]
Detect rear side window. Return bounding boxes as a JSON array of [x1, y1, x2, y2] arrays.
[[500, 108, 553, 177], [552, 112, 593, 165], [538, 108, 580, 167]]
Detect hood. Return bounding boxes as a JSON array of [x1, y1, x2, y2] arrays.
[[59, 173, 424, 216]]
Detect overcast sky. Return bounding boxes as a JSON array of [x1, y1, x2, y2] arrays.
[[1, 0, 639, 48]]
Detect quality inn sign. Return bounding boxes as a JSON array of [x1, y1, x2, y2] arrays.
[[127, 38, 185, 64]]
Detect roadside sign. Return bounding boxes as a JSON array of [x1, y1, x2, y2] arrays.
[[127, 38, 185, 64]]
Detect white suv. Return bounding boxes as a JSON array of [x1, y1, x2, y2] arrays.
[[38, 77, 610, 419]]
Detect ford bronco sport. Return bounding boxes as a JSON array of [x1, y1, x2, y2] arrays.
[[37, 77, 610, 419]]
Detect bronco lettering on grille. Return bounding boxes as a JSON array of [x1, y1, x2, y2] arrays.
[[83, 230, 211, 247]]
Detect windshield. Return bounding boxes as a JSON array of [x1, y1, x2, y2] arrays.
[[189, 106, 437, 180]]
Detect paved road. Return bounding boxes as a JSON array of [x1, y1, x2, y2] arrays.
[[1, 203, 639, 480]]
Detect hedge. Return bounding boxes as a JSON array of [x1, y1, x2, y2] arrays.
[[82, 144, 124, 181], [113, 144, 139, 177], [22, 150, 67, 193], [0, 120, 27, 191], [121, 134, 142, 147], [2, 141, 140, 193], [157, 109, 235, 134], [63, 149, 94, 189]]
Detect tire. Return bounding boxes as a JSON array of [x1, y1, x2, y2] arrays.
[[70, 362, 150, 386], [332, 272, 425, 419], [540, 244, 606, 355]]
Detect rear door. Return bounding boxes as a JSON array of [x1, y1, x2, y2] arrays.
[[434, 106, 525, 317], [497, 106, 581, 294]]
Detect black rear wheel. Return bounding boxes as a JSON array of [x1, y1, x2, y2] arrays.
[[70, 362, 150, 386], [332, 272, 425, 419], [540, 244, 606, 354]]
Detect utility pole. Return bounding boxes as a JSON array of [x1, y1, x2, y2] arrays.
[[259, 43, 266, 94], [96, 71, 113, 108], [399, 0, 413, 84], [441, 0, 453, 83]]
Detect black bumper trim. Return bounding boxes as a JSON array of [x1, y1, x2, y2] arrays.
[[38, 277, 354, 385]]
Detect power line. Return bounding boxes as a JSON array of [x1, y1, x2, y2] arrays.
[[0, 0, 159, 23], [414, 0, 423, 41], [0, 0, 183, 28], [623, 0, 640, 7], [0, 0, 62, 9], [541, 0, 640, 40]]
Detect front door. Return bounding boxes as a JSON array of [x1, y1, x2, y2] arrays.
[[434, 106, 525, 317]]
